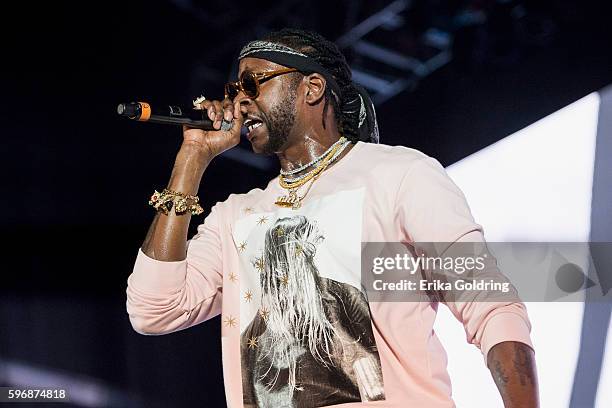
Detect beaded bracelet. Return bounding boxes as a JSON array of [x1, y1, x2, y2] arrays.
[[148, 188, 204, 216]]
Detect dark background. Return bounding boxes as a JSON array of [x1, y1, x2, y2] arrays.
[[2, 0, 611, 406]]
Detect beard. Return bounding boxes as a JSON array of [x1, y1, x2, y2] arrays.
[[259, 86, 297, 155]]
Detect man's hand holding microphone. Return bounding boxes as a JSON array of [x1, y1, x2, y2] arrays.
[[137, 95, 244, 262]]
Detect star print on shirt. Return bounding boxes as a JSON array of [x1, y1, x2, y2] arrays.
[[259, 307, 270, 321], [253, 257, 264, 273], [247, 336, 258, 349], [257, 216, 268, 225], [238, 241, 247, 252], [223, 315, 237, 327], [229, 273, 238, 282], [244, 290, 253, 302]]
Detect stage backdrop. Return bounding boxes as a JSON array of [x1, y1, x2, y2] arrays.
[[435, 85, 612, 408]]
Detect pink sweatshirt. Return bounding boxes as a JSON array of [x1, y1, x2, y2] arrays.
[[126, 141, 533, 408]]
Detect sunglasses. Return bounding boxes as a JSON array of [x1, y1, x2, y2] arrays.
[[225, 67, 299, 100]]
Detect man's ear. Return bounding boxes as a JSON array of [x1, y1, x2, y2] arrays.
[[304, 73, 327, 105]]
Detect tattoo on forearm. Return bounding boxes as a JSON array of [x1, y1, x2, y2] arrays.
[[493, 360, 509, 385], [513, 342, 536, 386], [488, 342, 538, 407]]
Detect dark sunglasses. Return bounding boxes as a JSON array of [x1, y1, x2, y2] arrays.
[[225, 67, 299, 100]]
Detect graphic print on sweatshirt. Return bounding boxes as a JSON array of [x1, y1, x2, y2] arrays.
[[233, 188, 385, 408]]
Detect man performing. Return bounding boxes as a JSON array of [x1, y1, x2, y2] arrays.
[[126, 29, 538, 407]]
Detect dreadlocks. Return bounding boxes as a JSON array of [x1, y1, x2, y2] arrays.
[[261, 28, 363, 143]]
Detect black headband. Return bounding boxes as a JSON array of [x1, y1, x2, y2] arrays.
[[239, 40, 379, 143]]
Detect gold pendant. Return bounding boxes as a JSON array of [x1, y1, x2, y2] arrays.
[[275, 190, 301, 209]]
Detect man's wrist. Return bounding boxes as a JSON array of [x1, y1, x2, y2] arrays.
[[168, 145, 212, 196], [177, 142, 215, 164]]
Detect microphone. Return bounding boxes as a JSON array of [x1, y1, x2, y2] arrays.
[[117, 102, 233, 131]]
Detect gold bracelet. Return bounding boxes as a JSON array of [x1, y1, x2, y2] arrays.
[[148, 188, 204, 215]]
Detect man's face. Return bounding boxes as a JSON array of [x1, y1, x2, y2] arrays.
[[237, 57, 300, 155]]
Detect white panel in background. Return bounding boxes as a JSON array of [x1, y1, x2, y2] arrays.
[[433, 92, 600, 407], [446, 92, 599, 242]]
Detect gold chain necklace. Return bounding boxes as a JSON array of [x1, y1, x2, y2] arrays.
[[278, 137, 346, 189], [275, 137, 347, 209], [274, 175, 319, 209]]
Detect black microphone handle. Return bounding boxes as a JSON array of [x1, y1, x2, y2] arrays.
[[117, 102, 232, 131]]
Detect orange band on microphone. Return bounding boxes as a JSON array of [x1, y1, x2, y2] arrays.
[[138, 102, 151, 121]]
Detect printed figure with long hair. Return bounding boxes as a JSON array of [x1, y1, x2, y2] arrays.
[[241, 215, 384, 407]]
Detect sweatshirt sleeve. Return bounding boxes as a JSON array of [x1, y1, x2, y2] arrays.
[[396, 156, 534, 366], [125, 203, 224, 335]]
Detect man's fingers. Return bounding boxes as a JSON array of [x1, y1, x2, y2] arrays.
[[207, 104, 216, 121], [230, 99, 244, 134], [233, 99, 243, 121], [222, 98, 234, 122], [212, 100, 224, 129], [194, 99, 211, 110], [193, 97, 240, 132], [195, 100, 217, 122]]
